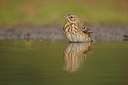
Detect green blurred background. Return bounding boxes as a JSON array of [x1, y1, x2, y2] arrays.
[[0, 0, 128, 26]]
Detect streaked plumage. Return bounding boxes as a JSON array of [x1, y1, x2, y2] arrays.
[[63, 13, 92, 42]]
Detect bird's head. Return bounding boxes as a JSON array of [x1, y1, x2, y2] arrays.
[[64, 13, 80, 24]]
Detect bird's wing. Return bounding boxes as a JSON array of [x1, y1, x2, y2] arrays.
[[78, 23, 93, 37], [78, 23, 90, 33]]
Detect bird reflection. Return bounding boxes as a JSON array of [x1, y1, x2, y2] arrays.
[[63, 42, 91, 73]]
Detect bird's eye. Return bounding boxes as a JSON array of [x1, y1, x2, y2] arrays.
[[70, 16, 73, 18]]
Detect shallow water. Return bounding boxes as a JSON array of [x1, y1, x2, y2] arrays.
[[0, 41, 128, 85]]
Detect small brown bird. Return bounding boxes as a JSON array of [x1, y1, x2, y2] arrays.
[[63, 13, 92, 42]]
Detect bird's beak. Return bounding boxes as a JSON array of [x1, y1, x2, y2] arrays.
[[64, 15, 72, 23], [64, 16, 68, 19]]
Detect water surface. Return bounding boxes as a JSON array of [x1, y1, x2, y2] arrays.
[[0, 41, 128, 85]]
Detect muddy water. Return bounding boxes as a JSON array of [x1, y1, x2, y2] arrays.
[[0, 41, 128, 85]]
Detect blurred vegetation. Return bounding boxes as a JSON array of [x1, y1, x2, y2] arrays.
[[0, 0, 128, 26]]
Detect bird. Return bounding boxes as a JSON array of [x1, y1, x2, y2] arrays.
[[63, 13, 93, 43]]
